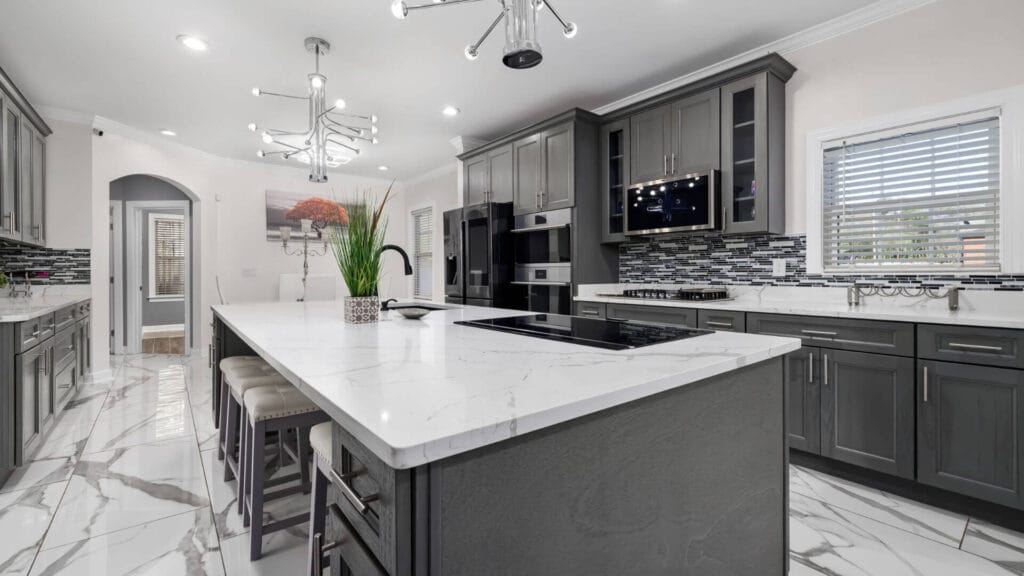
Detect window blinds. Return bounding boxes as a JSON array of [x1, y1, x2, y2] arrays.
[[153, 216, 186, 297], [822, 113, 1000, 272], [411, 207, 433, 299]]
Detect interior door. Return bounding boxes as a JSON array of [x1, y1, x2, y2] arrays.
[[785, 346, 821, 454], [513, 135, 541, 215], [629, 105, 671, 184], [540, 124, 573, 211]]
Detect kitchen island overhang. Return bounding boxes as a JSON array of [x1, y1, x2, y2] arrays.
[[211, 302, 800, 575]]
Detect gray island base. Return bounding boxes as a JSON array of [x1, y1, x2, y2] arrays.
[[328, 359, 786, 576]]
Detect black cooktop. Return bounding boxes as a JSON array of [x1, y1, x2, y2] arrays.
[[455, 314, 711, 351]]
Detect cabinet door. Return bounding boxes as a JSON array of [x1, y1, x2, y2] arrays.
[[15, 344, 45, 462], [918, 360, 1024, 509], [487, 145, 514, 204], [1, 103, 20, 239], [629, 105, 671, 184], [600, 120, 628, 244], [20, 121, 33, 243], [31, 133, 44, 244], [821, 350, 915, 479], [39, 340, 54, 426], [540, 124, 573, 211], [721, 73, 768, 234], [785, 347, 820, 454], [513, 135, 541, 215], [463, 154, 489, 206], [671, 88, 720, 176]]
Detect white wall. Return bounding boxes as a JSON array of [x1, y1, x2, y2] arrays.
[[402, 165, 459, 302], [784, 0, 1024, 233], [43, 119, 92, 249]]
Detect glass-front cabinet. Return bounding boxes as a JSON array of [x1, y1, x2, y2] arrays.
[[600, 120, 628, 244]]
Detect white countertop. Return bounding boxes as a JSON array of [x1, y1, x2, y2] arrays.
[[576, 285, 1024, 330], [0, 294, 90, 322], [212, 301, 800, 469]]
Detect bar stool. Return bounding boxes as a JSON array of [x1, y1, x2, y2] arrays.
[[220, 362, 287, 487], [217, 356, 271, 461], [243, 380, 329, 561], [308, 422, 332, 576]]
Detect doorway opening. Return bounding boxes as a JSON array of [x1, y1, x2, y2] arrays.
[[109, 175, 195, 355]]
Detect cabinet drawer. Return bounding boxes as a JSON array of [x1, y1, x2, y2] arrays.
[[698, 309, 746, 332], [747, 313, 914, 356], [53, 306, 76, 333], [52, 328, 76, 372], [17, 313, 54, 353], [605, 303, 696, 327], [575, 301, 605, 318], [328, 505, 388, 576], [918, 324, 1024, 369], [331, 424, 411, 576]]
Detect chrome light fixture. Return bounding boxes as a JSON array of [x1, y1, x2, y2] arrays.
[[250, 37, 379, 183], [391, 0, 577, 70]]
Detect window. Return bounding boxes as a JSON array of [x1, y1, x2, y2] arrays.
[[148, 213, 186, 299], [411, 207, 433, 299], [822, 111, 1000, 272]]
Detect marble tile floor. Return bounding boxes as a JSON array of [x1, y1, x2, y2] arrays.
[[0, 352, 1022, 575]]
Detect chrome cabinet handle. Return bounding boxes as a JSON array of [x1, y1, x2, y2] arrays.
[[328, 468, 380, 515], [706, 321, 733, 328], [801, 329, 838, 338], [208, 344, 213, 368], [808, 351, 814, 384], [923, 366, 929, 402], [671, 153, 677, 174], [663, 155, 668, 175], [31, 330, 40, 337], [948, 342, 1003, 353], [823, 353, 829, 387]]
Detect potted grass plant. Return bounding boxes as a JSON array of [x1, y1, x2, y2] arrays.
[[328, 183, 394, 323]]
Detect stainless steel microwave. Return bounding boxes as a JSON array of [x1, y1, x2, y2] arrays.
[[625, 171, 719, 236]]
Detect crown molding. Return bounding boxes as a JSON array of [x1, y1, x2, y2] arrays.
[[593, 0, 937, 115]]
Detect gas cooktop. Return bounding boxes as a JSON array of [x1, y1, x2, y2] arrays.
[[596, 288, 731, 302], [456, 314, 711, 350]]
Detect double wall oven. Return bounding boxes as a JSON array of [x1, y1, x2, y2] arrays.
[[443, 203, 513, 307], [511, 208, 572, 314]]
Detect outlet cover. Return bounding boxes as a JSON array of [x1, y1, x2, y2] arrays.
[[772, 259, 787, 277]]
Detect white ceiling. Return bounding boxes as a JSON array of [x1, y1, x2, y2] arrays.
[[0, 0, 877, 180]]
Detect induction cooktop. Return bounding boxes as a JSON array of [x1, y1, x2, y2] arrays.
[[455, 314, 711, 350]]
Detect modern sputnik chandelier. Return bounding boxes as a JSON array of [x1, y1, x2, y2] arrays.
[[249, 37, 379, 183], [391, 0, 578, 70]]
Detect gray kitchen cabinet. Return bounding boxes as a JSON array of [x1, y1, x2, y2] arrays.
[[0, 66, 50, 246], [918, 360, 1024, 509], [671, 88, 720, 176], [599, 120, 628, 244], [629, 105, 671, 184], [512, 134, 542, 214], [463, 154, 489, 206], [697, 309, 745, 332], [52, 326, 77, 413], [539, 124, 574, 211], [1, 101, 20, 240], [30, 132, 44, 244], [15, 338, 50, 463], [77, 315, 91, 377], [463, 145, 514, 206], [575, 301, 606, 318], [786, 346, 821, 454], [605, 303, 696, 327], [821, 349, 915, 479], [19, 122, 32, 242], [720, 71, 785, 235]]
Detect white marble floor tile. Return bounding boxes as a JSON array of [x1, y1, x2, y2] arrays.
[[219, 527, 308, 576], [42, 439, 209, 550], [962, 519, 1024, 574], [0, 482, 67, 576], [0, 456, 75, 494], [29, 391, 108, 461], [791, 464, 969, 547], [29, 508, 224, 576], [790, 491, 1016, 575], [190, 387, 219, 453]]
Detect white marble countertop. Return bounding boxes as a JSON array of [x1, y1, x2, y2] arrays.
[[0, 294, 90, 322], [212, 301, 800, 469], [576, 285, 1024, 330]]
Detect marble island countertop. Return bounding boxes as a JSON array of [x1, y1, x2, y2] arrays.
[[0, 293, 91, 322], [212, 301, 801, 469]]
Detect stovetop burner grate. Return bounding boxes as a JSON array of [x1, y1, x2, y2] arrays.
[[599, 287, 731, 302]]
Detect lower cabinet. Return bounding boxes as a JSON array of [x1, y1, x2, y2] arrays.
[[821, 350, 915, 479], [15, 338, 51, 463], [785, 346, 821, 454], [918, 360, 1024, 509], [605, 303, 696, 327]]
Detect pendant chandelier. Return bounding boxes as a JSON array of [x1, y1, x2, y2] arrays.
[[391, 0, 577, 70], [249, 37, 379, 183]]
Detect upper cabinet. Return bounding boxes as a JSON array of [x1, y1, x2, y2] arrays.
[[464, 144, 514, 206], [629, 105, 672, 184], [600, 120, 628, 244], [628, 88, 720, 185], [0, 65, 51, 246]]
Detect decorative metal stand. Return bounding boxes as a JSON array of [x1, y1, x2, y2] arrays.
[[848, 285, 961, 311], [279, 219, 329, 302]]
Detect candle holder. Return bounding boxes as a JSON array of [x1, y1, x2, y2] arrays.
[[280, 219, 329, 302]]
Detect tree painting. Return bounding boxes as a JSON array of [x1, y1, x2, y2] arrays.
[[284, 197, 348, 238]]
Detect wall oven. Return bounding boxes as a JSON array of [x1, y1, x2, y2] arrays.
[[625, 171, 719, 236], [511, 208, 572, 314]]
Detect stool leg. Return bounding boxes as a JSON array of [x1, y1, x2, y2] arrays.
[[249, 419, 267, 561], [217, 376, 229, 461], [223, 395, 240, 481], [308, 455, 328, 576], [297, 427, 311, 494], [239, 413, 250, 520]]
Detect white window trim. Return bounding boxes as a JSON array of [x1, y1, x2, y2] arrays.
[[148, 212, 186, 300], [407, 202, 436, 301], [806, 83, 1024, 275]]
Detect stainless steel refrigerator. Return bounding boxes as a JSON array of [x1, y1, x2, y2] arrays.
[[443, 203, 513, 307]]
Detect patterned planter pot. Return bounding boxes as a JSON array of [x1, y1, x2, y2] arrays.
[[344, 296, 380, 324]]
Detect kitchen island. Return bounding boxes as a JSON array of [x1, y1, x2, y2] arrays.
[[212, 301, 800, 575]]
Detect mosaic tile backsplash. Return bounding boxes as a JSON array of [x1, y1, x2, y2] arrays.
[[619, 233, 1024, 291], [0, 240, 91, 285]]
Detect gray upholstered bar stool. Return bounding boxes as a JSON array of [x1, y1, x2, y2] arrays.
[[307, 422, 332, 576], [243, 380, 329, 561], [217, 356, 270, 461], [220, 361, 287, 487]]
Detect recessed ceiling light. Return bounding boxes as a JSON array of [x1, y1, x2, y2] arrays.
[[176, 35, 208, 52], [160, 129, 177, 137], [378, 165, 390, 172], [443, 106, 460, 117]]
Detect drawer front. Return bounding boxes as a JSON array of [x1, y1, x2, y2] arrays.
[[575, 301, 605, 318], [747, 313, 914, 356], [53, 356, 77, 412], [331, 424, 411, 576], [605, 303, 696, 327], [698, 309, 746, 332], [17, 313, 54, 352], [328, 505, 389, 576], [53, 328, 76, 372], [918, 324, 1024, 369], [53, 306, 77, 333]]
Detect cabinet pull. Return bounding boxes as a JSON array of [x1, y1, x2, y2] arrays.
[[947, 342, 1003, 353], [823, 353, 828, 387], [801, 329, 838, 338], [311, 531, 341, 576], [706, 321, 733, 328], [923, 366, 929, 402], [671, 153, 677, 174], [3, 211, 11, 232], [663, 154, 668, 175], [328, 468, 380, 515], [208, 344, 213, 368], [808, 351, 814, 384]]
